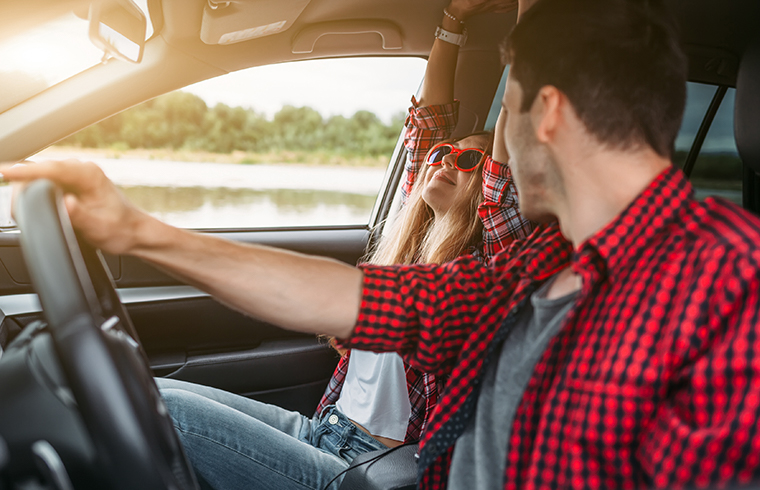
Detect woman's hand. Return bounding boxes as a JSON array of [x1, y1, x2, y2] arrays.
[[420, 0, 520, 108]]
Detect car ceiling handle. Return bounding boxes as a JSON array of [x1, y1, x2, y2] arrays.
[[291, 20, 402, 54]]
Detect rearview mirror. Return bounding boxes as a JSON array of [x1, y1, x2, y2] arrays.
[[88, 0, 146, 63]]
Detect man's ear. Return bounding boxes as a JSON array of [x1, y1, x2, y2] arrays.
[[531, 85, 563, 145]]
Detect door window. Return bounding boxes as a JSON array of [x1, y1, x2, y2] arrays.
[[34, 57, 426, 229]]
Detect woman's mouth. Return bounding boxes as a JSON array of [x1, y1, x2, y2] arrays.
[[433, 170, 455, 185]]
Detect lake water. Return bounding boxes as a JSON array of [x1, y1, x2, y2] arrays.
[[28, 156, 387, 229], [13, 154, 743, 230]]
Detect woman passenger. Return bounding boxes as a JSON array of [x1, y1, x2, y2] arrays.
[[157, 0, 533, 488]]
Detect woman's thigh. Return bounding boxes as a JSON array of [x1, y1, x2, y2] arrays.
[[156, 378, 307, 437], [159, 382, 349, 490]]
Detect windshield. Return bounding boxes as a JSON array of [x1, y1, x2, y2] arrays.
[[0, 1, 152, 115]]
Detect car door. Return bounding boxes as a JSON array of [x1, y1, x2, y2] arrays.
[[0, 56, 430, 416], [0, 1, 512, 417], [0, 205, 375, 417]]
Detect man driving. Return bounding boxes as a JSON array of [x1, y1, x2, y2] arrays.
[[4, 0, 760, 488]]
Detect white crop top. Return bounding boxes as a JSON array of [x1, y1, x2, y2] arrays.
[[335, 350, 412, 442]]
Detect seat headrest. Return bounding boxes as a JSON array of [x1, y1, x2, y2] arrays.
[[735, 35, 760, 174]]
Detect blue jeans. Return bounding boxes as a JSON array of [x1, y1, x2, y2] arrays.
[[156, 378, 387, 490]]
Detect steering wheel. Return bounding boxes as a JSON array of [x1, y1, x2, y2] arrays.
[[14, 179, 198, 490]]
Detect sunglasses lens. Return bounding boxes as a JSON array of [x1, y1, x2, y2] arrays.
[[457, 150, 482, 170], [427, 145, 451, 165]]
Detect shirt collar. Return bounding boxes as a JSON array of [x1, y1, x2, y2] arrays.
[[575, 165, 693, 283], [521, 224, 573, 281]]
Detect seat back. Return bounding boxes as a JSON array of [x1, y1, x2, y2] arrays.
[[735, 34, 760, 175]]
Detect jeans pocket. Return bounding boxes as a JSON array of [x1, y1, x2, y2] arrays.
[[345, 429, 386, 456]]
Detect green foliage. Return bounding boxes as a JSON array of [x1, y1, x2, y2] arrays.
[[60, 91, 405, 157]]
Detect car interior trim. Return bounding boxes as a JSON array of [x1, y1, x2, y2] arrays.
[[0, 286, 210, 316], [682, 84, 728, 178], [291, 20, 403, 54]]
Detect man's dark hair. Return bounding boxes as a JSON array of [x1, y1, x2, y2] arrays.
[[509, 0, 687, 158]]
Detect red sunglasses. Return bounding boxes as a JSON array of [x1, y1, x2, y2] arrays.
[[425, 143, 485, 172]]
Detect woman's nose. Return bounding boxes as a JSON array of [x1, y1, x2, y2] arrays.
[[441, 154, 456, 168]]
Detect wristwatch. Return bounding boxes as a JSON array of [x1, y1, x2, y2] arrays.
[[435, 26, 467, 47]]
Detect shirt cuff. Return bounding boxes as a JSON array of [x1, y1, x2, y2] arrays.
[[335, 264, 407, 351], [482, 154, 513, 205], [405, 95, 460, 132]]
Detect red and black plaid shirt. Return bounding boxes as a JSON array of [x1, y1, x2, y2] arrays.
[[316, 99, 534, 443], [344, 166, 760, 488]]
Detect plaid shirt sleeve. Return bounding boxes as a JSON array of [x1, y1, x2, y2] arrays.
[[346, 256, 501, 376], [479, 155, 536, 259], [401, 97, 459, 204]]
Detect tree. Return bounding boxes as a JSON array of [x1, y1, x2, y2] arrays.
[[272, 105, 324, 150], [59, 92, 404, 158]]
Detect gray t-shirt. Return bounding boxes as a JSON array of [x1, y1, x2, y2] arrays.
[[448, 278, 578, 489]]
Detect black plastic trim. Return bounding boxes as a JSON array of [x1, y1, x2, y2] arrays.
[[682, 85, 728, 178]]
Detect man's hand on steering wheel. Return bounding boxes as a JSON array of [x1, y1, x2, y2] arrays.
[[1, 159, 145, 256]]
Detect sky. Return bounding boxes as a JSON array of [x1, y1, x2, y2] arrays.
[[181, 57, 428, 123]]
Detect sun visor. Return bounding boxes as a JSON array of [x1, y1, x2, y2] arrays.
[[200, 0, 310, 45], [735, 35, 760, 174]]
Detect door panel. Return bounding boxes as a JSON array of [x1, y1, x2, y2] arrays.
[[0, 226, 369, 415]]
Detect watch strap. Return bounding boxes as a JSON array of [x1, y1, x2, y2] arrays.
[[435, 26, 467, 47]]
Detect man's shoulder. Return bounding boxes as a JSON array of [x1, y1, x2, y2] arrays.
[[679, 197, 760, 286], [687, 197, 760, 257], [489, 222, 570, 270]]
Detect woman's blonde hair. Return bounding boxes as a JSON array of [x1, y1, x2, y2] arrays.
[[366, 131, 493, 266], [323, 132, 493, 355]]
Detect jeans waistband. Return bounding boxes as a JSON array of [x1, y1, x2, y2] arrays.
[[318, 405, 388, 449]]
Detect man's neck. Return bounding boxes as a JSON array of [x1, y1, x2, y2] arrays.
[[554, 145, 672, 248]]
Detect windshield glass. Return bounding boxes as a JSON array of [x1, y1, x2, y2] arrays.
[[0, 1, 151, 115]]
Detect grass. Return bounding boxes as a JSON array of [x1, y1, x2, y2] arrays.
[[38, 145, 390, 167]]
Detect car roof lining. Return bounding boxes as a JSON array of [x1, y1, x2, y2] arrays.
[[151, 0, 760, 84], [155, 0, 515, 71], [2, 0, 757, 78]]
